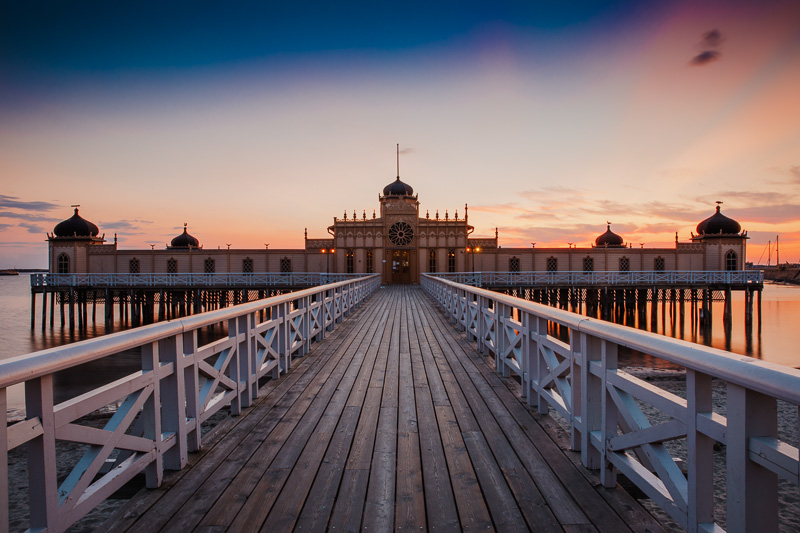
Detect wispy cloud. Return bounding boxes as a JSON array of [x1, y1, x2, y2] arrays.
[[0, 195, 58, 211], [690, 29, 723, 66], [0, 211, 60, 222], [99, 219, 153, 231], [0, 223, 14, 231], [690, 50, 721, 66], [19, 222, 45, 234], [790, 165, 800, 184]]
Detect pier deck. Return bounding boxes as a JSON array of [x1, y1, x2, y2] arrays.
[[99, 285, 665, 532]]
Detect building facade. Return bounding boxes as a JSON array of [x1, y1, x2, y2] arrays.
[[47, 179, 747, 284]]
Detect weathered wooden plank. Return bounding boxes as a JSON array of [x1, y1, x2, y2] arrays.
[[435, 404, 494, 531], [462, 430, 529, 532], [293, 406, 361, 531], [394, 292, 426, 531]]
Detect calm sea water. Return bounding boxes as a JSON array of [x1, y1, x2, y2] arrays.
[[2, 275, 800, 417]]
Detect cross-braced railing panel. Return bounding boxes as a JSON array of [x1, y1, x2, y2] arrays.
[[429, 270, 763, 288], [3, 275, 380, 533], [422, 273, 798, 533]]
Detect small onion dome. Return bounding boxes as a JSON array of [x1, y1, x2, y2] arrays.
[[595, 224, 625, 247], [170, 224, 200, 248], [53, 207, 99, 237], [382, 176, 414, 196], [696, 205, 741, 236]]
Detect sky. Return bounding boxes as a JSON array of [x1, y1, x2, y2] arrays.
[[1, 0, 799, 268]]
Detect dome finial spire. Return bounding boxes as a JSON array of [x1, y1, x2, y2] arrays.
[[396, 143, 400, 178]]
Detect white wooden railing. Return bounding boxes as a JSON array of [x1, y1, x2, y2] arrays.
[[430, 270, 763, 287], [3, 274, 380, 533], [30, 272, 371, 288], [422, 274, 797, 533]]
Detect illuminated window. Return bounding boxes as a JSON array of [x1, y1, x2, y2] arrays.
[[546, 257, 557, 272], [129, 258, 140, 273], [619, 257, 629, 272], [429, 249, 436, 273], [280, 257, 292, 273], [204, 258, 215, 273], [448, 248, 456, 272], [509, 257, 520, 272], [242, 258, 253, 273], [57, 253, 70, 274], [583, 257, 594, 272], [366, 249, 374, 273], [654, 257, 665, 271], [726, 250, 737, 271], [167, 258, 178, 273], [346, 249, 354, 273]]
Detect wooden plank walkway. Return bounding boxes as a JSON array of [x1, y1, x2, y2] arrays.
[[100, 285, 667, 532]]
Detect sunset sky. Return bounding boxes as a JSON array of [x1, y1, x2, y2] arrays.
[[1, 0, 799, 268]]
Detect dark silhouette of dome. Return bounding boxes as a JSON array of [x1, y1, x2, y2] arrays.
[[595, 224, 625, 247], [696, 205, 741, 236], [53, 208, 99, 238], [383, 177, 414, 197], [170, 224, 200, 248]]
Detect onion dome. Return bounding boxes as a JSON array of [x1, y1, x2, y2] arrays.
[[382, 176, 414, 197], [595, 224, 625, 247], [170, 224, 200, 248], [53, 207, 99, 237], [696, 204, 741, 236]]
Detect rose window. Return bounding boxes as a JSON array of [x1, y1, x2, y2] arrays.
[[388, 221, 414, 246]]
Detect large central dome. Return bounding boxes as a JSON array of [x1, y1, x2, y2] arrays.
[[383, 176, 414, 197]]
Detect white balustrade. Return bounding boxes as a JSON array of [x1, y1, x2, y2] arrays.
[[422, 273, 797, 533], [3, 274, 380, 533], [430, 270, 763, 287], [30, 272, 371, 288]]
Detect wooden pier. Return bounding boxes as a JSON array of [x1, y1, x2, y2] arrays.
[[98, 285, 664, 532]]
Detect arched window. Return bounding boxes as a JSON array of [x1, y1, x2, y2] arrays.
[[429, 249, 436, 273], [280, 257, 292, 273], [242, 258, 253, 273], [619, 257, 630, 272], [726, 250, 737, 271], [366, 249, 374, 273], [583, 257, 594, 273], [448, 249, 456, 272], [204, 258, 215, 273], [509, 257, 520, 272], [167, 258, 178, 273], [546, 257, 557, 272], [654, 257, 665, 271], [346, 249, 354, 273], [129, 258, 140, 273], [57, 253, 70, 274]]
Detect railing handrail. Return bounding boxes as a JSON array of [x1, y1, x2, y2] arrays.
[[5, 275, 379, 389]]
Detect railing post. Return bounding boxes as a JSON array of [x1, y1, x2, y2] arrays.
[[0, 388, 7, 531], [25, 375, 58, 531], [579, 334, 603, 469], [726, 384, 778, 532], [159, 335, 188, 469], [687, 370, 714, 531], [141, 341, 164, 487], [599, 340, 618, 488]]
